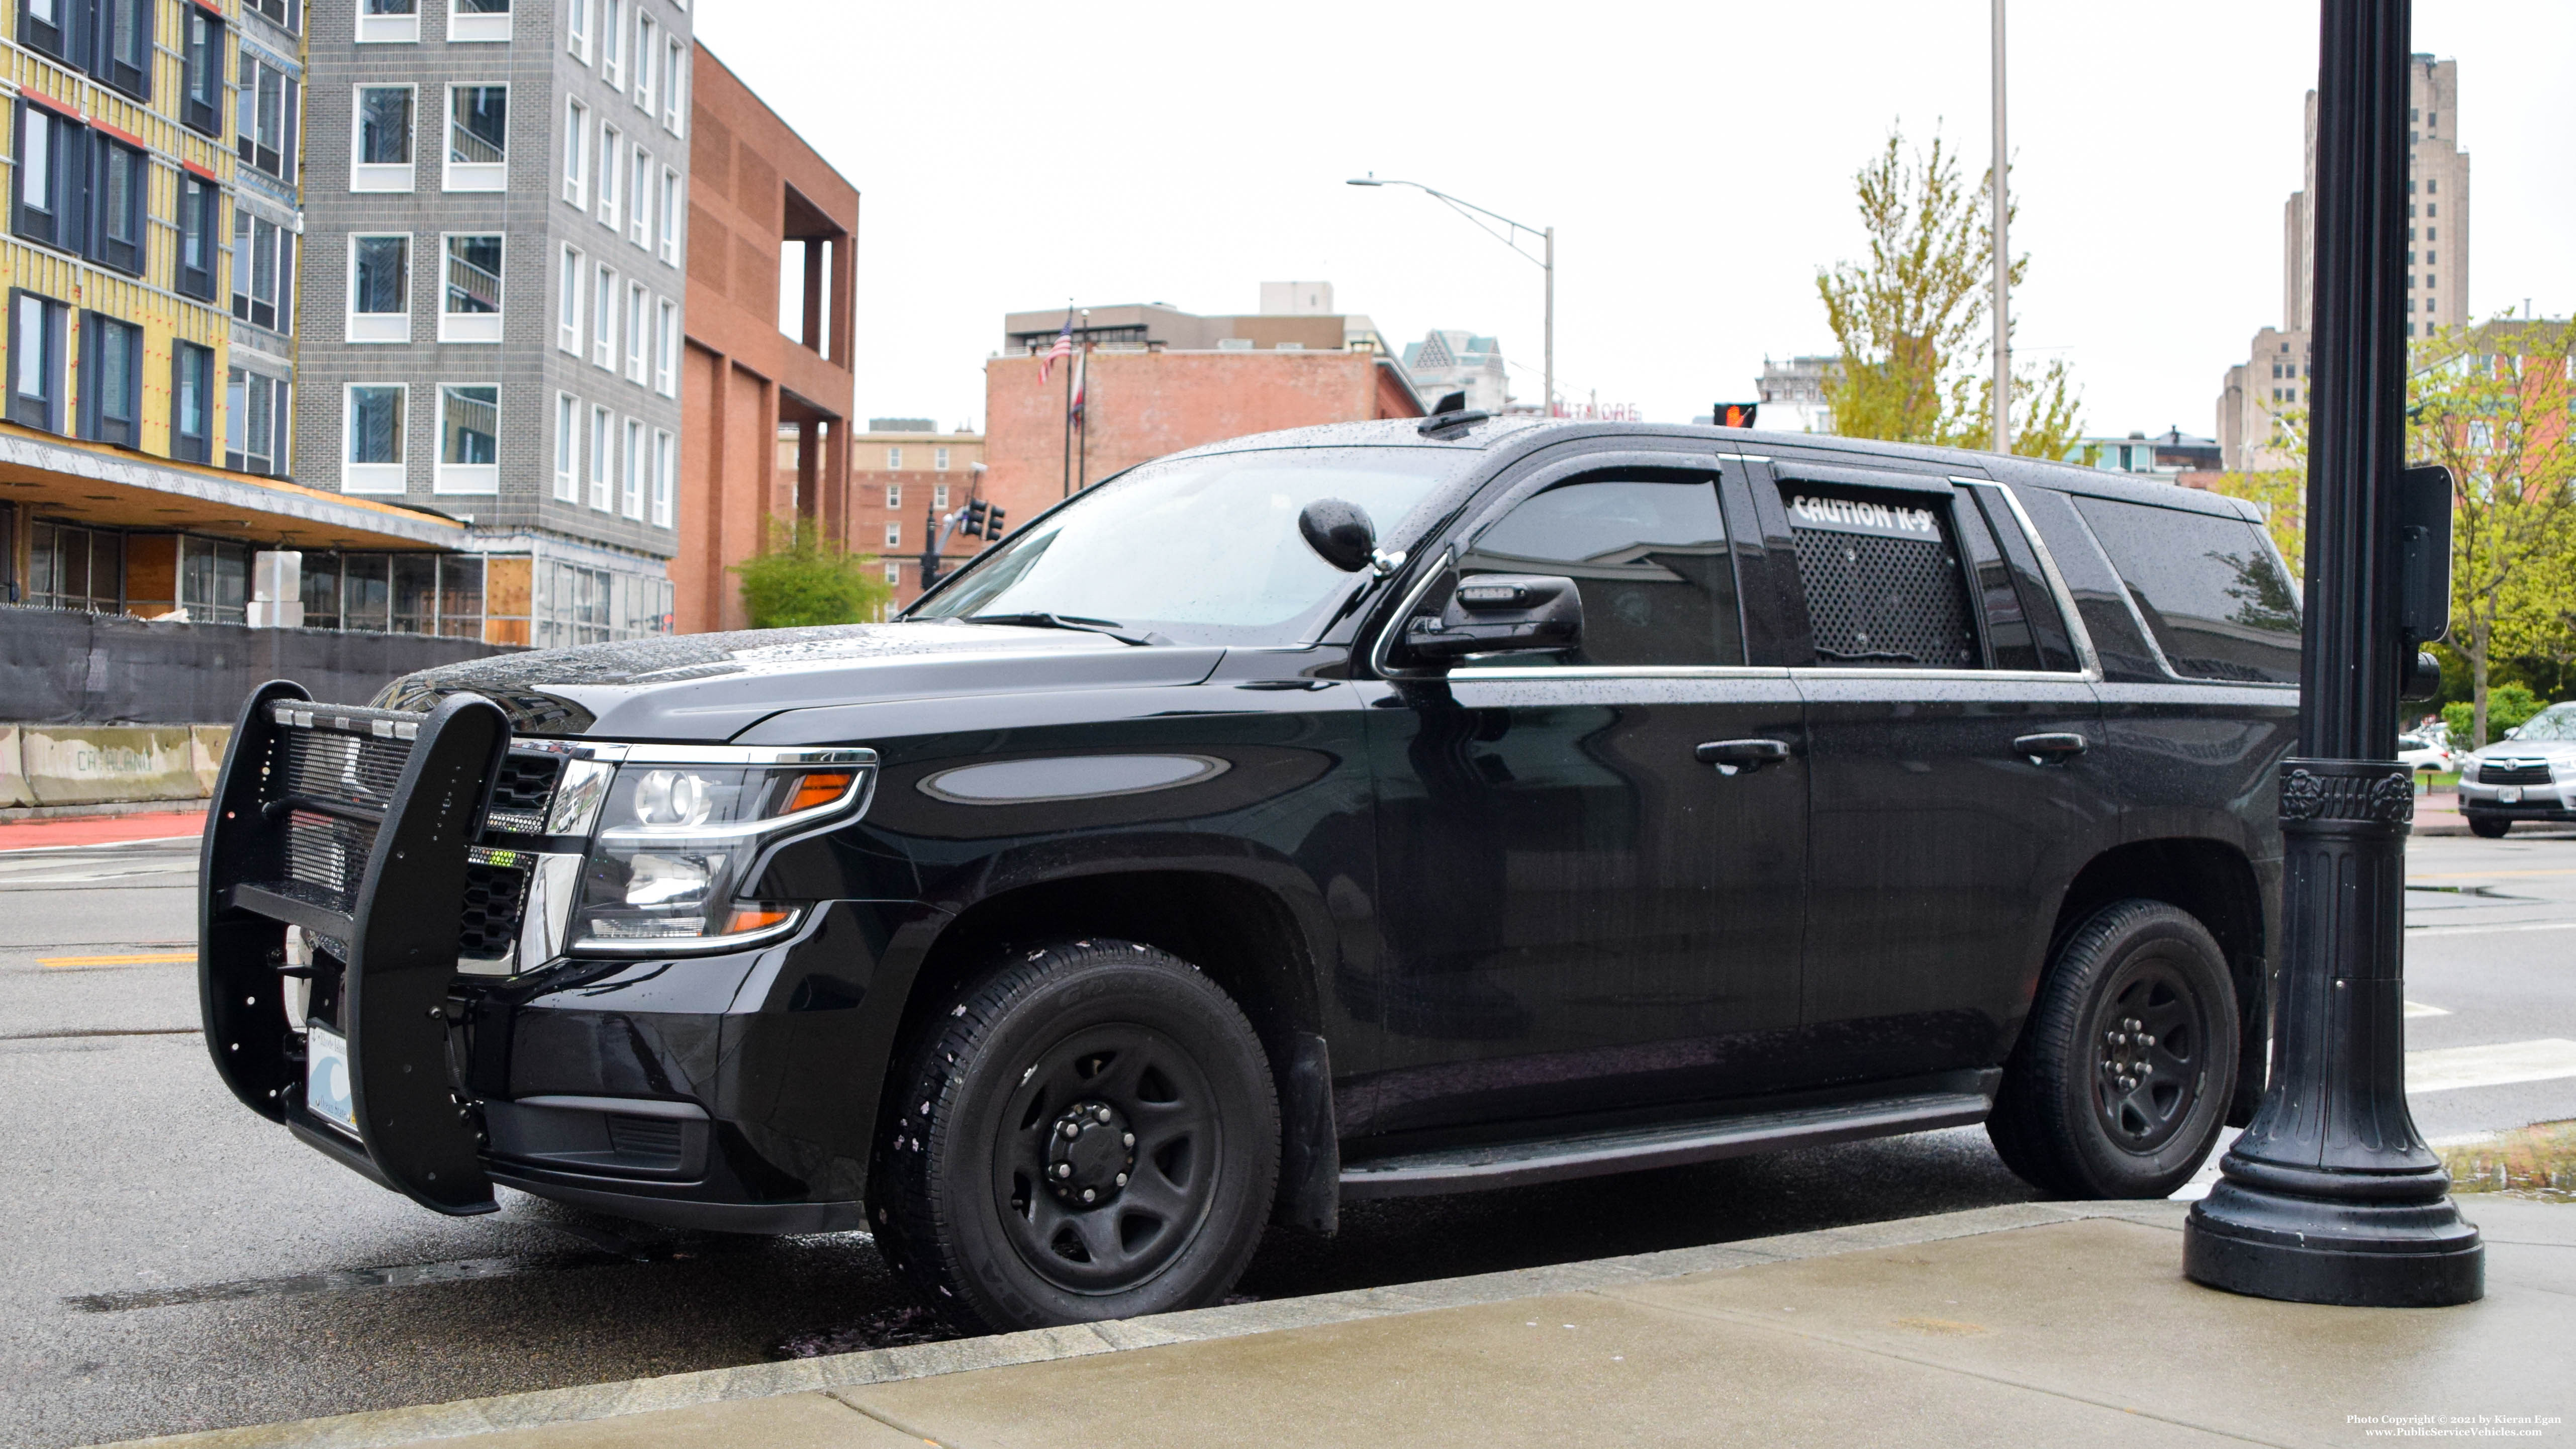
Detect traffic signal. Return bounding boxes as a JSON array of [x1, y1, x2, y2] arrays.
[[984, 504, 1007, 538], [1715, 402, 1759, 429], [962, 499, 990, 538]]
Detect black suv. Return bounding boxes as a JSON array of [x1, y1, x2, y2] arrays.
[[197, 418, 2302, 1333]]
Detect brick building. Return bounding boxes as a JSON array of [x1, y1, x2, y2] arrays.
[[674, 49, 854, 634], [840, 421, 983, 613]]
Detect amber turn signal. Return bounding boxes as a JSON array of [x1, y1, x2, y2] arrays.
[[721, 907, 795, 934], [785, 770, 856, 813]]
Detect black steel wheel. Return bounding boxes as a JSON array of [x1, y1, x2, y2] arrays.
[[2466, 814, 2512, 838], [871, 939, 1278, 1333], [1988, 899, 2239, 1199]]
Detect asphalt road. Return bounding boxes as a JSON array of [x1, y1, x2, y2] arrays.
[[4, 831, 2572, 1448]]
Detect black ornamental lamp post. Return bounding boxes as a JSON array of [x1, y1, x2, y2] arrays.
[[2181, 0, 2482, 1306]]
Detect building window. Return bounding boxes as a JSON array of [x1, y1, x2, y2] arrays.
[[236, 52, 292, 178], [437, 385, 499, 493], [558, 244, 584, 353], [622, 417, 645, 517], [348, 234, 411, 342], [90, 0, 152, 101], [445, 85, 507, 190], [182, 10, 225, 133], [592, 262, 616, 367], [885, 522, 902, 548], [655, 297, 677, 395], [626, 282, 648, 381], [440, 234, 504, 342], [176, 175, 220, 300], [658, 166, 682, 264], [886, 446, 902, 469], [243, 0, 301, 33], [226, 368, 290, 475], [360, 0, 419, 42], [663, 36, 686, 133], [652, 428, 675, 528], [345, 384, 406, 493], [935, 447, 950, 470], [554, 392, 580, 500], [13, 103, 81, 252], [9, 291, 68, 433], [450, 0, 510, 44], [232, 212, 293, 333], [17, 0, 72, 61], [628, 146, 650, 246], [634, 13, 656, 110], [353, 85, 414, 190], [90, 136, 146, 275], [566, 0, 591, 59], [933, 484, 948, 509], [885, 484, 900, 508], [597, 125, 622, 227], [23, 522, 125, 613], [563, 98, 588, 205], [588, 405, 613, 510], [171, 342, 215, 463], [600, 0, 624, 86], [885, 561, 901, 587]]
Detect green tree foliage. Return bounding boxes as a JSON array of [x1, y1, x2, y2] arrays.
[[2409, 320, 2576, 746], [2443, 685, 2542, 753], [1816, 128, 2082, 460], [2203, 407, 2308, 578], [730, 520, 891, 629]]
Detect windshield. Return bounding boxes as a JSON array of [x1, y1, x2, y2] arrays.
[[909, 447, 1462, 643], [2507, 704, 2576, 742]]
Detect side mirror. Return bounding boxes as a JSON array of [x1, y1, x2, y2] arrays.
[[1400, 574, 1583, 663], [1299, 499, 1377, 573]]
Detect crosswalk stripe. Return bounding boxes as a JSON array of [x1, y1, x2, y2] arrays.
[[2406, 1038, 2576, 1094], [35, 952, 198, 969]]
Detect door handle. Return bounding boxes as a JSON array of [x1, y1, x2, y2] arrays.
[[2014, 732, 2088, 765], [1696, 738, 1791, 775]]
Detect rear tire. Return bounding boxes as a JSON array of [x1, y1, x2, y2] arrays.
[[2467, 814, 2512, 838], [1988, 900, 2238, 1199], [871, 939, 1279, 1334]]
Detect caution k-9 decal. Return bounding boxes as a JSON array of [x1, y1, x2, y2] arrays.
[[1787, 494, 1942, 540]]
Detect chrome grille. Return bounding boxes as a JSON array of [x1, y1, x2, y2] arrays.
[[2479, 761, 2553, 787]]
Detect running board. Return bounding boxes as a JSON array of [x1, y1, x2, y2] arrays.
[[1338, 1087, 1994, 1199]]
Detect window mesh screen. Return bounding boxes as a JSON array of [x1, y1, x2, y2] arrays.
[[1787, 493, 1979, 668]]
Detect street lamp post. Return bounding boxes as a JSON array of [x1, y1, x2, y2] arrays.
[[1348, 176, 1553, 418], [1991, 0, 2010, 454], [2180, 0, 2483, 1308]]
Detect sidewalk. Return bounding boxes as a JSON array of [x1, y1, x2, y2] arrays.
[[0, 808, 206, 852], [103, 1198, 2576, 1449]]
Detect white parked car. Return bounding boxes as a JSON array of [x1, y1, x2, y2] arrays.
[[2397, 731, 2453, 774], [2455, 703, 2576, 837]]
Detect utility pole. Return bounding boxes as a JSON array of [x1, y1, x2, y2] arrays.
[[1544, 226, 1555, 418], [2181, 0, 2482, 1308], [1990, 0, 2010, 454], [1347, 176, 1552, 417]]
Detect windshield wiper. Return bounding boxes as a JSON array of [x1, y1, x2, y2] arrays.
[[963, 612, 1164, 646]]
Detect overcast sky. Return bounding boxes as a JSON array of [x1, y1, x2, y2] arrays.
[[696, 1, 2575, 442]]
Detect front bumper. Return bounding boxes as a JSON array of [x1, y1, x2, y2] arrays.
[[2457, 780, 2576, 820], [198, 683, 922, 1231]]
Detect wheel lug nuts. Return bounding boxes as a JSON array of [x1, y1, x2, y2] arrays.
[[1115, 1172, 1127, 1186], [1063, 1123, 1080, 1138], [1097, 1107, 1114, 1123], [1081, 1188, 1096, 1203], [1055, 1164, 1072, 1178], [1122, 1132, 1135, 1147]]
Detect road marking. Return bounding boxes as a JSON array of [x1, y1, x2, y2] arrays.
[[35, 952, 197, 969], [2405, 921, 2576, 937], [2406, 1038, 2576, 1093], [2405, 1000, 2450, 1017], [2408, 868, 2576, 881], [0, 834, 201, 855]]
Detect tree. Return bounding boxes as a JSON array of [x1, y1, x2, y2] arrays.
[[2203, 408, 2309, 577], [1815, 127, 2082, 459], [2408, 320, 2576, 746], [730, 520, 891, 629]]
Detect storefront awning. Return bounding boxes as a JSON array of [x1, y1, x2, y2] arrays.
[[0, 426, 466, 551]]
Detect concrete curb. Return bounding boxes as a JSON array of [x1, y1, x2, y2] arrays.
[[89, 1200, 2192, 1449]]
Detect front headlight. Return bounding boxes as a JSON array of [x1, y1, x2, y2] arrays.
[[567, 746, 875, 952]]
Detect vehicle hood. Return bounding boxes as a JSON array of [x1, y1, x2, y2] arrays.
[[2462, 740, 2576, 771], [374, 622, 1226, 741]]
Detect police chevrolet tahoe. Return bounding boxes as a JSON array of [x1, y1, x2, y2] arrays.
[[198, 414, 2302, 1333]]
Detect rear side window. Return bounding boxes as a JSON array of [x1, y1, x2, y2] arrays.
[[1782, 486, 1977, 668], [2072, 496, 2300, 684], [1461, 472, 1743, 667]]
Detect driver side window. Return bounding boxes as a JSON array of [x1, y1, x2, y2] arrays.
[[1459, 472, 1744, 667]]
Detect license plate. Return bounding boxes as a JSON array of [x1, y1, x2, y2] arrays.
[[2500, 786, 2524, 804], [306, 1025, 359, 1135]]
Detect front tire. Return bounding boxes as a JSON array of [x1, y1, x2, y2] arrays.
[[871, 939, 1279, 1334], [1988, 900, 2239, 1199], [2467, 814, 2512, 838]]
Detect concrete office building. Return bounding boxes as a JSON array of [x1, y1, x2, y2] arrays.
[[295, 0, 696, 645], [2219, 54, 2470, 471]]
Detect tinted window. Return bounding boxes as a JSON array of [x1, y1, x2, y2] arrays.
[[1461, 473, 1742, 667], [2073, 496, 2300, 684], [1782, 485, 1978, 668]]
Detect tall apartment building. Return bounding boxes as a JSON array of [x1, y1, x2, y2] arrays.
[[2219, 54, 2470, 471], [295, 0, 694, 645], [845, 420, 980, 613]]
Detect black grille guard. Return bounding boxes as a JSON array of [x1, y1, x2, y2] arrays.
[[199, 680, 513, 1215]]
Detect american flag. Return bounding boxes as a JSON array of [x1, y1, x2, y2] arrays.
[[1040, 318, 1074, 383]]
